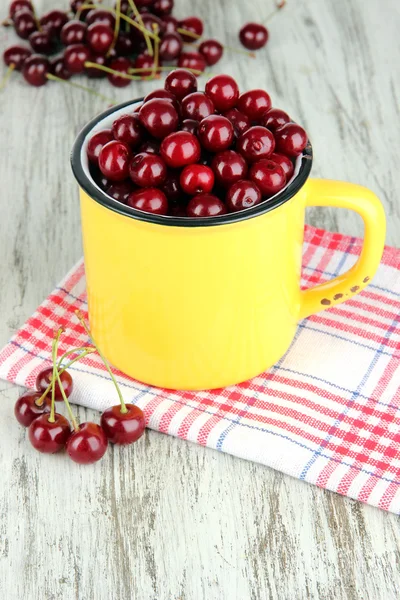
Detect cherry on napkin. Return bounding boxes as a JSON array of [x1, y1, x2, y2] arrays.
[[1, 225, 400, 514]]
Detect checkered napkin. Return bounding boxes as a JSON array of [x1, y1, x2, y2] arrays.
[[1, 225, 400, 513]]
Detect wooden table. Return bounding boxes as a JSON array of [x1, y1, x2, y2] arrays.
[[1, 0, 399, 598]]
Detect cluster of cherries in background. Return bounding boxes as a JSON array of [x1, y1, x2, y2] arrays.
[[2, 0, 284, 88], [14, 313, 146, 464], [89, 70, 308, 217]]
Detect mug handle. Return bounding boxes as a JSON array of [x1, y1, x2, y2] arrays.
[[299, 178, 386, 319]]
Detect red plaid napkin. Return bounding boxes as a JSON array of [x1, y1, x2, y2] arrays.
[[1, 225, 400, 513]]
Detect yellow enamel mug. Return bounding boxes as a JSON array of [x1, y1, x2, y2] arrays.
[[71, 99, 386, 391]]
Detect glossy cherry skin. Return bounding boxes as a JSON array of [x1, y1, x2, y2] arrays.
[[250, 159, 286, 196], [29, 413, 71, 454], [237, 126, 275, 162], [127, 188, 168, 215], [211, 150, 248, 188], [274, 123, 308, 157], [180, 164, 214, 195], [181, 92, 214, 122], [179, 16, 204, 43], [161, 131, 201, 168], [14, 391, 51, 427], [86, 23, 113, 54], [187, 194, 227, 217], [144, 88, 177, 105], [106, 181, 134, 203], [108, 57, 132, 87], [61, 20, 87, 46], [87, 129, 114, 164], [14, 10, 37, 40], [99, 141, 132, 181], [181, 119, 198, 135], [198, 115, 234, 152], [205, 74, 239, 111], [36, 366, 74, 400], [178, 52, 206, 74], [29, 30, 55, 54], [261, 108, 290, 131], [101, 404, 146, 444], [9, 0, 32, 18], [133, 53, 157, 79], [237, 89, 272, 120], [64, 43, 90, 74], [86, 8, 116, 29], [138, 12, 164, 37], [161, 15, 178, 32], [159, 32, 182, 61], [139, 139, 160, 155], [152, 0, 174, 16], [3, 45, 32, 70], [270, 152, 294, 180], [222, 108, 251, 137], [164, 68, 197, 100], [85, 52, 108, 78], [199, 39, 223, 66], [160, 171, 182, 202], [239, 23, 269, 51], [66, 422, 108, 464], [40, 10, 69, 36], [112, 114, 143, 148], [139, 98, 179, 139], [22, 55, 49, 86], [50, 57, 71, 80], [129, 152, 167, 187], [226, 179, 262, 212]]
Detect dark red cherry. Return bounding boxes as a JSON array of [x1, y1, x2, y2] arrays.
[[29, 413, 71, 454], [3, 45, 32, 70], [179, 16, 203, 43], [133, 53, 158, 78], [115, 32, 135, 56], [22, 54, 49, 86], [274, 123, 308, 157], [100, 404, 146, 444], [86, 23, 113, 55], [181, 119, 198, 135], [222, 108, 251, 137], [9, 0, 32, 19], [160, 171, 182, 202], [177, 52, 206, 74], [250, 159, 286, 196], [112, 114, 143, 148], [50, 57, 71, 79], [87, 129, 114, 164], [160, 131, 201, 167], [143, 88, 177, 105], [64, 43, 90, 74], [139, 98, 179, 139], [153, 0, 173, 16], [164, 68, 197, 100], [60, 20, 87, 46], [86, 8, 116, 29], [187, 194, 227, 217], [85, 52, 108, 77], [159, 32, 182, 61], [139, 139, 160, 154], [28, 30, 55, 54], [226, 179, 262, 212], [237, 89, 272, 120], [199, 39, 223, 66], [40, 10, 69, 36], [270, 152, 294, 180], [14, 391, 51, 427], [211, 150, 248, 188], [36, 366, 74, 400], [161, 15, 178, 32], [99, 141, 132, 181], [239, 23, 269, 51], [14, 10, 37, 40], [129, 152, 167, 187], [70, 0, 91, 20], [107, 181, 134, 203], [66, 422, 108, 464], [181, 92, 214, 122], [261, 108, 290, 131], [198, 115, 234, 152], [108, 57, 132, 87], [137, 12, 164, 36], [205, 74, 239, 111], [180, 164, 214, 195], [237, 126, 275, 162], [127, 188, 168, 215]]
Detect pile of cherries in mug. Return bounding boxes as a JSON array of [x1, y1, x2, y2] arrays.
[[88, 70, 309, 217]]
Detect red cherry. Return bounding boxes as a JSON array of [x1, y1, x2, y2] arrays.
[[261, 108, 290, 131], [36, 366, 74, 400], [133, 52, 158, 78], [143, 88, 177, 105], [86, 23, 113, 55], [237, 89, 272, 120], [106, 181, 134, 203], [226, 179, 262, 212], [239, 23, 269, 51], [274, 123, 308, 157], [50, 57, 71, 80], [181, 118, 198, 135], [112, 114, 143, 148], [250, 159, 286, 196], [87, 129, 114, 164], [66, 422, 108, 464], [237, 126, 275, 162], [85, 52, 108, 78], [161, 15, 178, 32], [160, 131, 201, 168], [108, 57, 132, 87], [14, 391, 51, 427], [100, 404, 146, 444], [29, 413, 71, 454], [86, 8, 116, 29], [160, 171, 182, 202], [3, 45, 32, 70], [139, 139, 160, 154], [198, 115, 234, 152], [199, 39, 223, 66], [29, 30, 54, 54], [115, 32, 135, 56], [9, 0, 32, 18], [61, 20, 87, 46], [177, 52, 206, 74], [127, 188, 168, 215], [152, 0, 173, 16], [137, 12, 165, 37], [70, 0, 91, 20], [187, 194, 226, 217], [179, 16, 204, 43], [164, 68, 197, 100], [138, 98, 179, 139], [99, 141, 132, 181], [180, 164, 214, 195], [22, 54, 49, 86], [40, 10, 69, 36], [205, 74, 239, 111], [159, 32, 183, 61], [14, 10, 37, 40], [270, 152, 294, 180], [64, 43, 91, 74], [129, 152, 167, 187], [181, 92, 214, 122], [222, 108, 251, 137], [211, 150, 248, 188]]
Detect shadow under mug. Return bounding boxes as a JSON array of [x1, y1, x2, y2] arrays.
[[71, 99, 386, 391]]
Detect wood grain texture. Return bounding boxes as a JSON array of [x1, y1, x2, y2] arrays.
[[0, 0, 400, 598]]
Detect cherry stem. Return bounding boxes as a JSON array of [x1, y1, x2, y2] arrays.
[[264, 0, 286, 24], [0, 64, 15, 91], [31, 2, 42, 32], [128, 65, 205, 76], [127, 0, 153, 56], [84, 61, 142, 80], [176, 27, 200, 40], [49, 327, 64, 423], [152, 23, 159, 79], [75, 4, 160, 41], [107, 0, 121, 57], [75, 310, 128, 414], [56, 365, 79, 432], [46, 73, 116, 103]]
